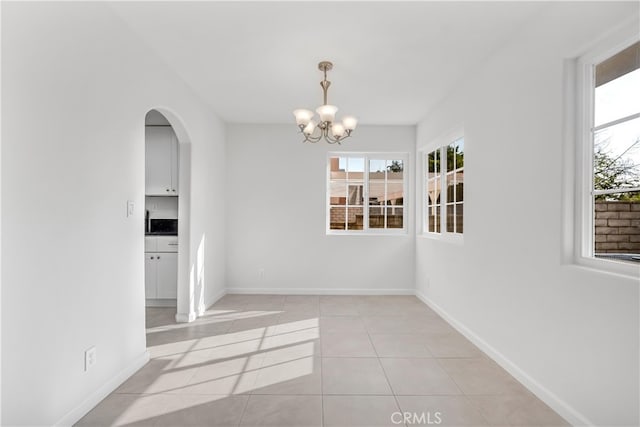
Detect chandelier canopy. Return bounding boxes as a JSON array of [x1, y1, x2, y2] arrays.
[[293, 61, 357, 144]]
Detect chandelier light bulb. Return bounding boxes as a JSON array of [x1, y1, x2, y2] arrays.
[[293, 109, 314, 126], [316, 105, 338, 123], [331, 123, 345, 138], [342, 116, 358, 131]]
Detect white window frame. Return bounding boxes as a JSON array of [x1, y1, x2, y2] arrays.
[[420, 129, 464, 243], [326, 152, 409, 235], [572, 22, 639, 277]]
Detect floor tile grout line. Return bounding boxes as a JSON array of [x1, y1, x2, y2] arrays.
[[364, 321, 405, 427]]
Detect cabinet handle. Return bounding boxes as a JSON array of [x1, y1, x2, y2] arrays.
[[157, 256, 161, 259], [150, 256, 154, 260], [166, 189, 170, 192]]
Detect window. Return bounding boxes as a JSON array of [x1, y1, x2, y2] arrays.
[[423, 136, 464, 236], [578, 39, 640, 268], [328, 153, 407, 233]]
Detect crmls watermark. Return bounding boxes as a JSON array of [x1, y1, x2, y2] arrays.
[[391, 411, 442, 425]]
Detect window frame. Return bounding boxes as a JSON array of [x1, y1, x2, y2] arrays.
[[573, 24, 640, 277], [420, 129, 465, 243], [326, 152, 409, 235]]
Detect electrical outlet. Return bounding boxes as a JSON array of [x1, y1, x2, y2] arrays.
[[258, 268, 265, 280], [85, 346, 97, 372], [127, 200, 135, 217]]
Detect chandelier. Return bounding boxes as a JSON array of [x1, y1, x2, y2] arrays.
[[293, 61, 358, 144]]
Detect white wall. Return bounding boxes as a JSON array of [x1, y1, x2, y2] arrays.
[[415, 3, 639, 426], [1, 3, 226, 425], [226, 124, 415, 294]]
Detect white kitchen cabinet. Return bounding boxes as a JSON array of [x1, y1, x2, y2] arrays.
[[156, 252, 178, 299], [145, 126, 179, 196], [145, 254, 158, 298], [145, 254, 177, 300]]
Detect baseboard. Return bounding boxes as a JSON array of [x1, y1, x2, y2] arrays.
[[54, 350, 150, 427], [203, 288, 227, 314], [414, 291, 592, 427], [145, 298, 176, 307], [177, 288, 227, 322], [175, 311, 197, 323], [225, 287, 415, 295]]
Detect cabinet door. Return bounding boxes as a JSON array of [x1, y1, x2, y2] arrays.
[[170, 132, 179, 195], [156, 252, 178, 299], [144, 254, 158, 299], [145, 127, 173, 195]]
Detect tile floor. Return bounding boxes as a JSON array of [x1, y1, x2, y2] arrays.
[[77, 295, 569, 426]]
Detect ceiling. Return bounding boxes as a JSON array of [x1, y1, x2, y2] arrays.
[[110, 2, 546, 125]]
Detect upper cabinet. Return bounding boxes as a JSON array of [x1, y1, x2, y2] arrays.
[[145, 126, 179, 195]]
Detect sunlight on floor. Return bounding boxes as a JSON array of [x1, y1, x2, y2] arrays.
[[112, 311, 320, 424]]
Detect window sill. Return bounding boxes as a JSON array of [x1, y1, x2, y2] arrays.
[[326, 230, 409, 237], [572, 255, 640, 280], [419, 232, 464, 245]]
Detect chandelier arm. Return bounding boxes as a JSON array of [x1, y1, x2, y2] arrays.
[[299, 126, 323, 143], [324, 132, 343, 144]]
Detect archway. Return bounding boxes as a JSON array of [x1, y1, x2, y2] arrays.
[[144, 107, 194, 324]]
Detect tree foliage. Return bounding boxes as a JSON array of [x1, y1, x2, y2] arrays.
[[594, 138, 640, 201], [387, 160, 404, 172]]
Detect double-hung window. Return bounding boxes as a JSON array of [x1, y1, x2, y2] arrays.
[[424, 135, 464, 237], [327, 153, 407, 234], [576, 35, 639, 270]]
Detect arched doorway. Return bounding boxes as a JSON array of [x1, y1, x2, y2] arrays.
[[144, 108, 193, 325]]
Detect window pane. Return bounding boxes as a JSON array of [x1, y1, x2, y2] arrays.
[[455, 138, 464, 169], [348, 184, 363, 206], [455, 203, 464, 234], [369, 161, 385, 205], [346, 207, 364, 230], [369, 207, 384, 229], [456, 170, 464, 202], [330, 157, 347, 180], [329, 180, 346, 205], [447, 172, 455, 203], [428, 151, 435, 174], [595, 46, 640, 127], [330, 206, 346, 230], [387, 182, 404, 206], [428, 206, 437, 233], [347, 157, 364, 174], [594, 117, 640, 192], [387, 160, 404, 175], [594, 192, 640, 261], [370, 159, 387, 173], [386, 207, 403, 228], [446, 204, 455, 233], [427, 178, 440, 205], [369, 181, 384, 205], [447, 144, 456, 171]]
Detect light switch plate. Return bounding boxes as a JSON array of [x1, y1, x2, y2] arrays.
[[85, 346, 97, 371], [127, 200, 135, 217]]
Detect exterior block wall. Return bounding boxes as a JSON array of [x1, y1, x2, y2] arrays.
[[594, 201, 640, 253]]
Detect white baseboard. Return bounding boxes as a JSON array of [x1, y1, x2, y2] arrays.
[[205, 288, 227, 312], [225, 287, 415, 295], [414, 291, 592, 427], [175, 311, 197, 323], [145, 299, 176, 307], [54, 350, 150, 427], [177, 289, 227, 322]]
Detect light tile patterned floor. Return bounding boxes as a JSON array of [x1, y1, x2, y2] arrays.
[[76, 295, 569, 426]]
